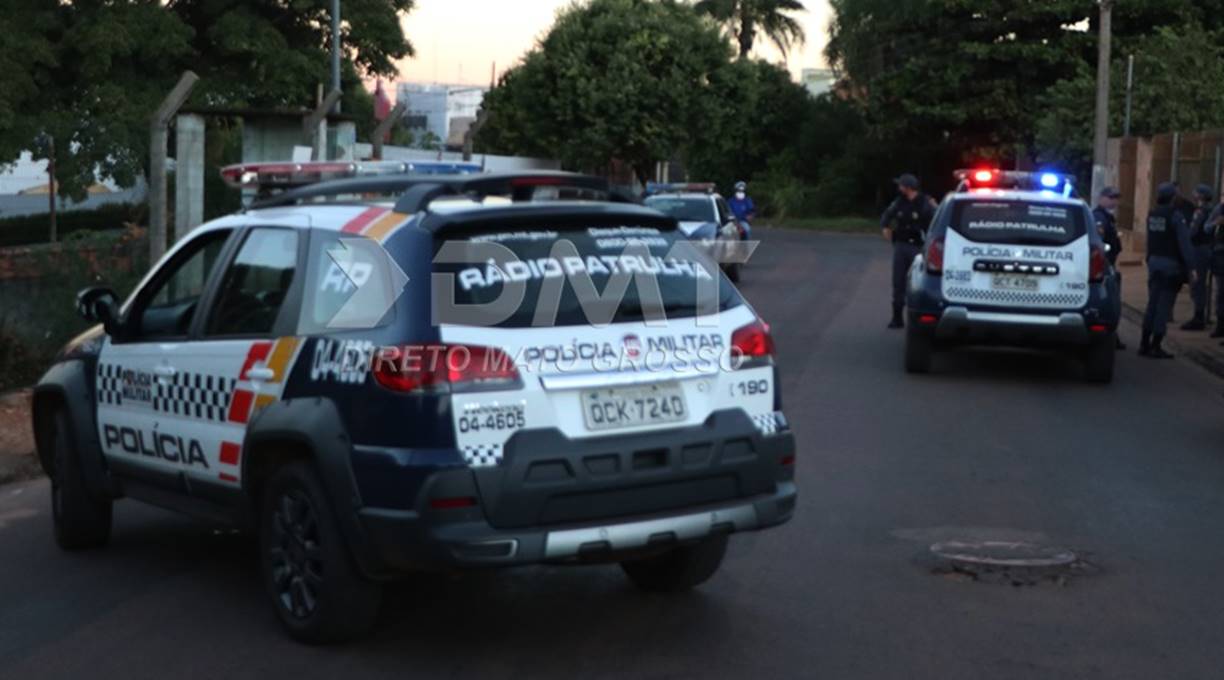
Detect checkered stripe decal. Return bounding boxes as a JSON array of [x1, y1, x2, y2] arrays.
[[154, 372, 236, 422], [97, 363, 124, 406], [752, 412, 780, 435], [462, 443, 504, 468], [945, 287, 1087, 308]]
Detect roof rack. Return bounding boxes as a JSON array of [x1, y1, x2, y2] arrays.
[[248, 171, 638, 212]]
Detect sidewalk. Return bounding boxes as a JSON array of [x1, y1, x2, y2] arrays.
[[1118, 262, 1224, 377]]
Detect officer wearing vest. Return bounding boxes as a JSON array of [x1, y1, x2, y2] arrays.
[[1182, 184, 1215, 330], [1093, 186, 1126, 349], [1209, 199, 1224, 339], [880, 173, 938, 329], [1141, 182, 1197, 358]]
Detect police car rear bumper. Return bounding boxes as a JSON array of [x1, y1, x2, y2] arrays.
[[351, 415, 797, 573], [358, 483, 795, 571], [911, 306, 1112, 345]]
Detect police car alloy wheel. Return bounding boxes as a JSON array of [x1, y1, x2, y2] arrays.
[[260, 462, 382, 644], [51, 410, 112, 551]]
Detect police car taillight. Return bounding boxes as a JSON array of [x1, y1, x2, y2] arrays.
[[1089, 244, 1107, 282], [926, 237, 945, 274], [372, 344, 521, 393], [731, 321, 775, 362]]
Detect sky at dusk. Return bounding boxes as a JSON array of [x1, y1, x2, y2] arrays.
[[393, 0, 834, 88]]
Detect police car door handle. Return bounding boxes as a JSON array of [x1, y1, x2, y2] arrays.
[[247, 367, 275, 382]]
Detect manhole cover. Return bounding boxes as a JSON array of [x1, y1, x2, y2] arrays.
[[928, 541, 1087, 586], [930, 541, 1077, 569]]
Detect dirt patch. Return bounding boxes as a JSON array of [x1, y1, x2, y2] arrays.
[[0, 389, 41, 484]]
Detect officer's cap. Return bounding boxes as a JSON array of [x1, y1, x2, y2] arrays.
[[1195, 183, 1214, 200], [1099, 186, 1121, 199], [1156, 182, 1177, 203], [894, 173, 920, 190]]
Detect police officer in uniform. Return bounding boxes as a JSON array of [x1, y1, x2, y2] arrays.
[[1182, 184, 1215, 330], [1140, 182, 1197, 358], [1209, 197, 1224, 339], [880, 173, 938, 328], [1093, 186, 1126, 349]]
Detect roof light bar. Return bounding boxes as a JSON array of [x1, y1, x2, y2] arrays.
[[645, 182, 717, 196], [954, 169, 1076, 195], [220, 160, 483, 189]]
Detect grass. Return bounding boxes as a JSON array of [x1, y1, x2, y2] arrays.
[[767, 216, 879, 233]]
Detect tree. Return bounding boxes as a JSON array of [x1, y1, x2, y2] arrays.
[[0, 0, 416, 203], [695, 0, 806, 58], [826, 0, 1091, 181], [1035, 23, 1224, 174], [477, 0, 731, 182], [684, 59, 811, 189]]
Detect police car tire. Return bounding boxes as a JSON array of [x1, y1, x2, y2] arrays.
[[1084, 336, 1116, 384], [259, 462, 382, 644], [620, 534, 728, 592], [904, 325, 934, 374], [51, 411, 113, 551], [724, 263, 741, 283]]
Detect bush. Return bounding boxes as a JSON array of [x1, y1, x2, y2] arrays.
[[0, 203, 144, 248], [0, 230, 147, 391]]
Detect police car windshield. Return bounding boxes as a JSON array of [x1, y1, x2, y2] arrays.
[[645, 197, 717, 223], [433, 225, 742, 328], [951, 200, 1086, 246]]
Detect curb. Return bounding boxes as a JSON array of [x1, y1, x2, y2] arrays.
[[1121, 301, 1224, 380]]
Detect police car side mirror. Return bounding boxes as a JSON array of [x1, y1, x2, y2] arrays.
[[76, 286, 121, 336]]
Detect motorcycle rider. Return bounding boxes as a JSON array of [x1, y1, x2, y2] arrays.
[[728, 180, 755, 239]]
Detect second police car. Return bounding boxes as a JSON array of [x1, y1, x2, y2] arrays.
[[904, 169, 1120, 383], [643, 183, 748, 282], [32, 164, 796, 643]]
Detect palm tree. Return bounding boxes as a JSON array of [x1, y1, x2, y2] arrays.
[[695, 0, 807, 59]]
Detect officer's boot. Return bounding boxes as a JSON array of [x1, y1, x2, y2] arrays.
[[887, 305, 904, 329], [1150, 334, 1175, 359], [1181, 314, 1206, 331], [1115, 333, 1127, 350], [1138, 330, 1152, 356]]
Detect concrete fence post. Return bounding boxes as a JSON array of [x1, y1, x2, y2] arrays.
[[173, 114, 205, 244], [149, 71, 199, 264]]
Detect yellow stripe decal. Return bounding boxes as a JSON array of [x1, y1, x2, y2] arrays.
[[266, 337, 301, 383], [363, 211, 410, 242]]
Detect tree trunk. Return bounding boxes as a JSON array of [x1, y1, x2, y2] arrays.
[[47, 137, 57, 243], [738, 15, 755, 58]]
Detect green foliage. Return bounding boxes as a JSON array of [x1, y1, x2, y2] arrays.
[[0, 231, 148, 390], [0, 0, 416, 202], [684, 59, 812, 192], [0, 204, 143, 248], [1037, 23, 1224, 174], [477, 0, 732, 180], [694, 0, 807, 58]]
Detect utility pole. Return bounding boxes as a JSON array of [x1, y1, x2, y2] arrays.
[[331, 0, 341, 113], [1123, 54, 1134, 138], [46, 136, 56, 243], [1091, 0, 1113, 201]]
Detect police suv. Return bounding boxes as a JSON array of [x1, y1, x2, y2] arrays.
[[904, 169, 1120, 382], [32, 164, 796, 643], [643, 183, 747, 282]]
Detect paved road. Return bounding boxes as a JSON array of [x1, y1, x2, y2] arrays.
[[3, 230, 1224, 679]]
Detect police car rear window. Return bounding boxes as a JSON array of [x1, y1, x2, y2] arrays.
[[951, 201, 1086, 246], [644, 197, 717, 223], [433, 226, 742, 328]]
